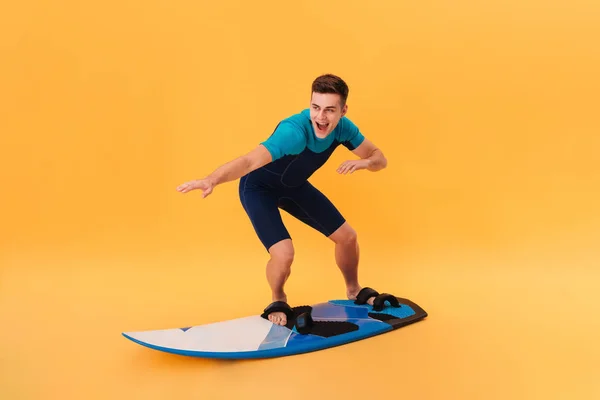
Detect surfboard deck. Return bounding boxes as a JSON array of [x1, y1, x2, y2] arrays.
[[122, 297, 427, 359]]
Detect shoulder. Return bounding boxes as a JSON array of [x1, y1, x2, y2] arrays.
[[284, 108, 312, 127], [335, 114, 365, 149], [260, 110, 310, 160], [335, 115, 360, 140], [276, 109, 315, 143], [277, 109, 312, 138]]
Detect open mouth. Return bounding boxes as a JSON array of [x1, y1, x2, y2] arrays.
[[316, 122, 329, 132]]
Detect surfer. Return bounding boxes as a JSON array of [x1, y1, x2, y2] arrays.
[[176, 74, 389, 326]]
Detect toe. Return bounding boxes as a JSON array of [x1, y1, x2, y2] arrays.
[[265, 311, 290, 326]]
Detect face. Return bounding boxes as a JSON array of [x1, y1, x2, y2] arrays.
[[310, 92, 347, 138]]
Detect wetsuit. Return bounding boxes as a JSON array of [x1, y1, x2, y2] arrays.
[[239, 109, 365, 251]]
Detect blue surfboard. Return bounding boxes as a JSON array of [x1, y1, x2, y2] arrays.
[[122, 297, 427, 359]]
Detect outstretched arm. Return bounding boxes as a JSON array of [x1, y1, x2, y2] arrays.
[[176, 145, 272, 197], [337, 138, 387, 174], [206, 145, 273, 185]]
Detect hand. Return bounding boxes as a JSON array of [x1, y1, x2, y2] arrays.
[[337, 159, 371, 175], [176, 178, 215, 198]]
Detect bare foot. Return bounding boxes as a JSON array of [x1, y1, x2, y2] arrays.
[[347, 286, 376, 306], [268, 312, 287, 326], [267, 295, 288, 326]]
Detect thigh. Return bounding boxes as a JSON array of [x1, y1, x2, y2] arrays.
[[239, 179, 291, 251], [278, 182, 346, 237]]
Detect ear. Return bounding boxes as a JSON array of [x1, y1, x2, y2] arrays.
[[341, 103, 348, 116]]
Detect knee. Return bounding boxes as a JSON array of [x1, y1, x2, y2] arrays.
[[331, 224, 358, 245], [343, 228, 358, 245], [269, 240, 295, 267]]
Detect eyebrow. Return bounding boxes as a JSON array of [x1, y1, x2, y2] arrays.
[[312, 103, 337, 109]]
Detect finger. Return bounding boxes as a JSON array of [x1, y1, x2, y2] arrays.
[[178, 182, 194, 191], [202, 187, 213, 198], [337, 161, 350, 173]]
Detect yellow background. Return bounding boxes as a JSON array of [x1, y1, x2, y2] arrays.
[[1, 0, 599, 399]]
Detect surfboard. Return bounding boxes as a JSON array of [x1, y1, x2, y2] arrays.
[[122, 297, 427, 359]]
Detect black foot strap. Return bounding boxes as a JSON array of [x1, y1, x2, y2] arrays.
[[372, 293, 401, 311], [295, 311, 313, 334], [354, 287, 379, 305], [260, 301, 295, 321]]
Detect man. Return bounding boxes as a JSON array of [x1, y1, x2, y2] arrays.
[[177, 74, 392, 326]]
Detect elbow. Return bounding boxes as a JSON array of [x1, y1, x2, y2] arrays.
[[377, 158, 388, 172], [244, 146, 272, 173], [371, 150, 387, 171], [242, 155, 256, 174], [380, 154, 388, 169]]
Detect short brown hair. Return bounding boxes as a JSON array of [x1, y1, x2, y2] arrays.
[[311, 74, 349, 107]]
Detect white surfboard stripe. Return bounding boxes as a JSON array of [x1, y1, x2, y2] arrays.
[[124, 315, 276, 352]]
